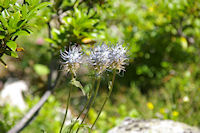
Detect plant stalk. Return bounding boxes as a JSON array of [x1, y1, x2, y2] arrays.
[[69, 74, 96, 133], [90, 70, 116, 131], [59, 86, 72, 133], [76, 77, 101, 133], [60, 74, 74, 133], [69, 94, 91, 133]]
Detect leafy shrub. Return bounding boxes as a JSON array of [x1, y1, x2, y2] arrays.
[[0, 0, 50, 66]]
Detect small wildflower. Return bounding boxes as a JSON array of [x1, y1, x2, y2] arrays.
[[89, 43, 111, 74], [172, 111, 179, 117], [60, 45, 83, 76], [147, 102, 154, 110], [110, 43, 129, 73]]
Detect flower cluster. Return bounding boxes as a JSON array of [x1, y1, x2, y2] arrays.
[[109, 43, 129, 73], [60, 46, 83, 76], [60, 42, 128, 75], [89, 43, 111, 74]]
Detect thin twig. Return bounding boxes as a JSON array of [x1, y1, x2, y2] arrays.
[[47, 22, 54, 90], [12, 36, 18, 41]]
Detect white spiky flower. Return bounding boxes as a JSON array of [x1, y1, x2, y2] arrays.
[[109, 43, 129, 73], [60, 45, 83, 76], [89, 43, 111, 74]]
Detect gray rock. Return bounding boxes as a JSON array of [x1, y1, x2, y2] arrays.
[[108, 117, 200, 133]]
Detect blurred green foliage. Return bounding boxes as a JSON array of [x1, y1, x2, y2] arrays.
[[1, 0, 200, 133], [105, 0, 200, 92], [0, 0, 50, 65], [0, 95, 61, 133]]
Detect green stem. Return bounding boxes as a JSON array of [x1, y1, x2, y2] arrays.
[[90, 70, 116, 131], [59, 86, 72, 133], [76, 77, 101, 133], [69, 74, 96, 133], [68, 94, 91, 133], [60, 74, 74, 133]]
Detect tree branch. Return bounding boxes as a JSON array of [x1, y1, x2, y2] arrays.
[[8, 90, 51, 133], [7, 71, 62, 133]]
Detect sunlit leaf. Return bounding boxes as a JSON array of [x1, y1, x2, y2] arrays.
[[12, 30, 30, 36], [7, 41, 17, 51], [0, 35, 5, 39], [10, 51, 18, 58], [70, 78, 85, 95], [0, 15, 8, 28], [33, 64, 50, 76]]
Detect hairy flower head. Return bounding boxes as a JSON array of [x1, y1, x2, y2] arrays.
[[60, 46, 83, 76], [89, 43, 111, 74], [110, 43, 129, 73]]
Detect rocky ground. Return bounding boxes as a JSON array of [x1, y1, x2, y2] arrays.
[[108, 117, 200, 133]]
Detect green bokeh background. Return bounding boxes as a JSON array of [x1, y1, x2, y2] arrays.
[[1, 0, 200, 133]]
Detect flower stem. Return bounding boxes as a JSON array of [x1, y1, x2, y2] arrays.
[[59, 86, 72, 133], [76, 77, 101, 133], [90, 70, 116, 131], [60, 74, 74, 133], [68, 94, 91, 133]]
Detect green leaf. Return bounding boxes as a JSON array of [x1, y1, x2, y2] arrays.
[[70, 78, 85, 95], [27, 11, 37, 20], [6, 41, 17, 51], [21, 5, 28, 19], [11, 0, 17, 4], [17, 20, 27, 28], [73, 29, 80, 37], [0, 26, 4, 31], [74, 8, 81, 19], [3, 0, 9, 8], [12, 30, 30, 36], [35, 2, 51, 10], [8, 16, 15, 28], [83, 84, 92, 98], [10, 51, 18, 58], [2, 9, 10, 18], [7, 27, 16, 34], [0, 35, 5, 39], [32, 0, 40, 6], [0, 15, 8, 28], [63, 17, 72, 24], [12, 11, 21, 28], [33, 64, 50, 76], [44, 38, 56, 44], [0, 0, 3, 6], [27, 2, 51, 20], [4, 49, 18, 58]]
